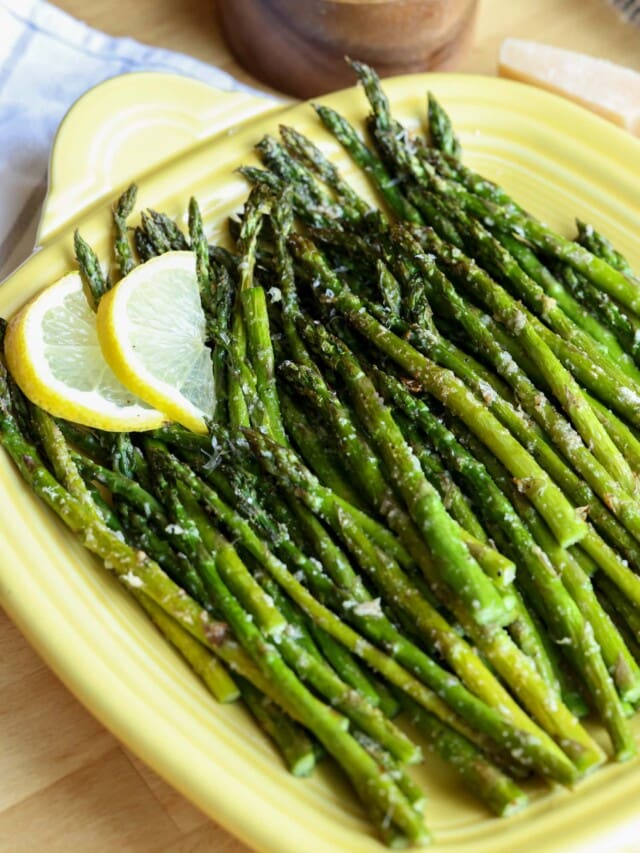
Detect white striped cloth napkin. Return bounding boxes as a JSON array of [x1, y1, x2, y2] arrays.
[[0, 0, 263, 281]]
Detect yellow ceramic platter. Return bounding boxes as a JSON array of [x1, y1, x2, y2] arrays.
[[2, 71, 640, 852]]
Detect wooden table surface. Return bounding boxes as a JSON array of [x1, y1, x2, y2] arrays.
[[2, 2, 638, 851]]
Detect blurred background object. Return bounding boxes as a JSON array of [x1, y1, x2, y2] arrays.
[[608, 0, 640, 25], [499, 38, 640, 136], [218, 0, 479, 98]]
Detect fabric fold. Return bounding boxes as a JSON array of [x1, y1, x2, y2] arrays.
[[0, 0, 263, 279]]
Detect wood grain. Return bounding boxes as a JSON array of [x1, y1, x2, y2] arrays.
[[0, 610, 249, 853], [4, 2, 639, 850]]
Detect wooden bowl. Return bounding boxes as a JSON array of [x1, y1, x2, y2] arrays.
[[217, 0, 479, 98]]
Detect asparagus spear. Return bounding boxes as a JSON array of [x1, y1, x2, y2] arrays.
[[242, 285, 288, 444], [314, 104, 422, 224], [137, 592, 239, 703], [279, 123, 371, 218], [241, 425, 601, 778], [238, 675, 317, 777], [149, 209, 189, 250], [402, 696, 528, 818], [399, 416, 488, 545], [403, 226, 640, 520], [291, 320, 511, 628], [373, 369, 637, 747], [426, 93, 462, 160], [495, 231, 638, 376], [112, 184, 137, 278], [209, 262, 235, 425], [417, 142, 518, 212], [177, 506, 431, 843], [412, 223, 637, 496], [576, 220, 634, 275], [139, 210, 172, 254], [256, 134, 345, 218], [558, 261, 640, 369], [74, 229, 109, 305], [133, 225, 156, 262], [281, 359, 513, 588], [280, 390, 366, 509], [290, 234, 587, 548], [228, 186, 271, 432]]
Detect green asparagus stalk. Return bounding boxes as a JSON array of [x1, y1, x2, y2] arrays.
[[242, 286, 288, 444], [576, 220, 633, 275], [74, 229, 109, 305], [238, 675, 317, 776], [134, 225, 156, 262], [585, 396, 640, 475], [279, 123, 371, 218], [281, 359, 514, 588], [228, 186, 271, 432], [280, 391, 366, 509], [314, 104, 422, 224], [256, 134, 345, 218], [417, 143, 518, 212], [181, 510, 431, 843], [140, 210, 172, 254], [112, 184, 137, 278], [413, 224, 637, 496], [241, 424, 601, 779], [426, 92, 462, 160], [402, 696, 528, 818], [255, 559, 385, 712], [313, 623, 387, 709], [596, 574, 640, 646], [519, 505, 640, 710], [188, 196, 213, 309], [138, 592, 239, 703], [558, 262, 640, 369], [399, 416, 488, 545], [294, 321, 512, 627], [290, 234, 587, 548], [149, 209, 189, 250], [495, 231, 638, 376], [208, 261, 235, 425], [354, 68, 635, 316]]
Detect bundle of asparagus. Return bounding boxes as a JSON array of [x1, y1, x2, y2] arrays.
[[2, 62, 640, 847]]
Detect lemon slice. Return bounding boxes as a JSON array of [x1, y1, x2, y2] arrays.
[[96, 251, 214, 434], [4, 272, 165, 431]]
